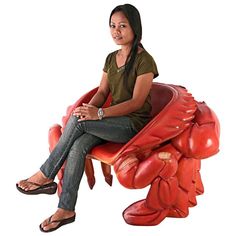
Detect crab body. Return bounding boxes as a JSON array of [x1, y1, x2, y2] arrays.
[[48, 83, 220, 225]]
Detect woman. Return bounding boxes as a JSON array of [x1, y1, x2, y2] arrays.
[[16, 4, 158, 232]]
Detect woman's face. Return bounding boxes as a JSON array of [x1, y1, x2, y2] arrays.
[[110, 11, 134, 46]]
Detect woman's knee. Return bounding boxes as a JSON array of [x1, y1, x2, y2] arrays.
[[71, 134, 103, 155], [67, 115, 78, 126]]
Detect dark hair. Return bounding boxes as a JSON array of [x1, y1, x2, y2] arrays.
[[109, 4, 144, 88]]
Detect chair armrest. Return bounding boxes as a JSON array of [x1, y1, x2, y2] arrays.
[[115, 84, 197, 161], [48, 124, 62, 152]]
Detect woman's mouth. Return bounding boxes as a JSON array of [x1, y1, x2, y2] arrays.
[[114, 36, 122, 40]]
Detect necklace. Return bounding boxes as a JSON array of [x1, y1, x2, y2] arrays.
[[117, 65, 125, 73], [116, 50, 127, 73]]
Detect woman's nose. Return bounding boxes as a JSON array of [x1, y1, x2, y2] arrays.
[[113, 27, 120, 33]]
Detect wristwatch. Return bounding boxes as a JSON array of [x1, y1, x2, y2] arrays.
[[97, 108, 104, 120]]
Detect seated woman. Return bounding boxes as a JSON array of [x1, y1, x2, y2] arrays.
[[16, 3, 158, 233]]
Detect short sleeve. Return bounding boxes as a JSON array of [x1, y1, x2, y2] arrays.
[[103, 52, 113, 73], [136, 51, 159, 78]]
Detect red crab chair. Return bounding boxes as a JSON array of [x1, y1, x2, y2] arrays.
[[48, 82, 220, 226]]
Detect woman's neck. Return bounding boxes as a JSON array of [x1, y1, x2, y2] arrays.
[[119, 45, 143, 57], [119, 45, 132, 57]]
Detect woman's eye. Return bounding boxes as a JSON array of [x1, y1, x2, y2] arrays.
[[110, 24, 115, 28], [120, 24, 126, 28]]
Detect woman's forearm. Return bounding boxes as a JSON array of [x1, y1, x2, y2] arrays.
[[89, 92, 107, 108], [103, 99, 140, 118]]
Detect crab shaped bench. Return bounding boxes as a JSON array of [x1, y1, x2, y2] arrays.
[[48, 82, 220, 226]]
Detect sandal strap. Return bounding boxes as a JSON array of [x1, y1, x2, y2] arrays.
[[47, 215, 54, 223], [23, 179, 41, 187], [40, 214, 76, 232], [48, 214, 76, 224]]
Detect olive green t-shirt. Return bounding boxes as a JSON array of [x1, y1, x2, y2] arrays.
[[103, 50, 159, 131]]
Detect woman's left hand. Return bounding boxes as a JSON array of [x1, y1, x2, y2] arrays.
[[73, 103, 99, 121]]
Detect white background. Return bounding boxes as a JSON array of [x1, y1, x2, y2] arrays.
[[0, 0, 235, 235]]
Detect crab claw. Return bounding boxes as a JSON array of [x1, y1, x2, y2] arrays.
[[123, 199, 169, 226]]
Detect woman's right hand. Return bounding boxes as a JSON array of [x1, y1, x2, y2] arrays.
[[73, 103, 99, 121]]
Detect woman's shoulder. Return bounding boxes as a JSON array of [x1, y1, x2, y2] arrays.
[[106, 50, 119, 58], [135, 48, 159, 78], [103, 50, 119, 71], [136, 49, 156, 65], [104, 50, 118, 64], [137, 48, 154, 59]]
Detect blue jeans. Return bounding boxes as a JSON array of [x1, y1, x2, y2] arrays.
[[40, 115, 138, 211]]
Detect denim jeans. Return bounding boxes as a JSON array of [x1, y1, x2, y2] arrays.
[[40, 115, 138, 211]]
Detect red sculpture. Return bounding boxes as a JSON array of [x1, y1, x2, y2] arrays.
[[48, 82, 220, 226]]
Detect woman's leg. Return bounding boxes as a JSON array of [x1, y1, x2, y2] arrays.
[[18, 115, 85, 190], [58, 133, 104, 211], [40, 115, 85, 179], [41, 115, 137, 179], [40, 133, 103, 232], [77, 116, 138, 143], [18, 115, 137, 192], [40, 116, 138, 231]]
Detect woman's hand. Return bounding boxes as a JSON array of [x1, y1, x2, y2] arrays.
[[73, 103, 99, 121]]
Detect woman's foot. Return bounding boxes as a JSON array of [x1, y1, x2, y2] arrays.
[[17, 171, 53, 191], [40, 208, 76, 232]]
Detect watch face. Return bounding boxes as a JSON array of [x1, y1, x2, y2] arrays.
[[98, 108, 104, 119]]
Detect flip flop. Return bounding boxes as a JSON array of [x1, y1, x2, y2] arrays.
[[16, 180, 57, 195], [39, 214, 76, 232]]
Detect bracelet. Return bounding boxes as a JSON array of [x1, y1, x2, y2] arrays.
[[97, 108, 104, 120]]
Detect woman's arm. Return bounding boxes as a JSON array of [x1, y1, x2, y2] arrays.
[[88, 72, 110, 107], [103, 72, 154, 117], [73, 72, 110, 119], [73, 72, 154, 120]]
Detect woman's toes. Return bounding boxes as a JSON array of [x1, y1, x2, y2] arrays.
[[17, 179, 38, 191], [17, 180, 25, 188], [40, 216, 60, 232], [18, 180, 27, 189], [41, 218, 50, 228], [42, 222, 59, 232]]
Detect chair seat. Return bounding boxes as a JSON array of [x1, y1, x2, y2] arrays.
[[87, 142, 124, 165]]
